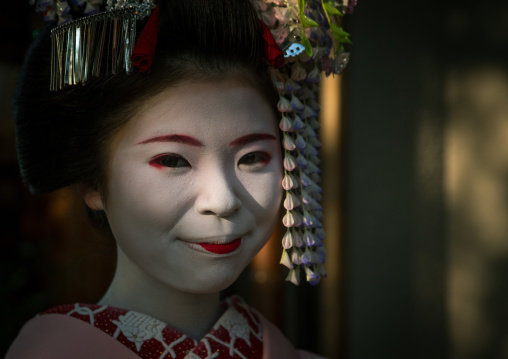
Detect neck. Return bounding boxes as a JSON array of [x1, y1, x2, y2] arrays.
[[98, 249, 222, 341]]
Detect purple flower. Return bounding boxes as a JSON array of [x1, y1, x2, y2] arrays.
[[300, 86, 316, 100], [309, 30, 319, 42], [309, 99, 321, 112], [317, 246, 327, 263], [302, 105, 318, 119], [296, 153, 308, 168], [301, 247, 313, 265], [84, 2, 100, 15], [309, 136, 321, 148], [315, 228, 326, 240], [43, 9, 56, 21], [36, 0, 52, 12], [303, 211, 315, 227], [292, 115, 306, 130], [312, 249, 325, 264], [303, 230, 317, 246], [309, 183, 322, 194], [304, 122, 317, 138], [304, 266, 321, 285], [303, 143, 318, 156], [300, 172, 312, 187], [307, 161, 321, 174], [309, 117, 321, 130], [295, 134, 306, 150], [310, 155, 321, 165], [291, 95, 305, 112], [310, 172, 321, 183], [285, 79, 301, 92], [302, 191, 312, 205]]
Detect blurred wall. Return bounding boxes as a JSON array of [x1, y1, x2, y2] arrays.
[[4, 1, 508, 358], [346, 0, 508, 358]]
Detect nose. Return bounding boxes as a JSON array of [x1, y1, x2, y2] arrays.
[[194, 168, 241, 217]]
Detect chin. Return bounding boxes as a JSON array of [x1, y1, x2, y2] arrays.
[[164, 261, 247, 295], [176, 273, 241, 295]]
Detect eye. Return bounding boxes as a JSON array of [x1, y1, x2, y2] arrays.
[[238, 151, 272, 167], [149, 154, 191, 169]]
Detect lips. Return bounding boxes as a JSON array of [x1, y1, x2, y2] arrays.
[[197, 238, 242, 254], [180, 237, 243, 255]]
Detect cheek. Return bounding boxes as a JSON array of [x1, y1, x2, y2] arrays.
[[242, 169, 283, 219], [105, 159, 191, 230]]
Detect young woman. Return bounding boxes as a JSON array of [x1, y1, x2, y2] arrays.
[[7, 0, 355, 357]]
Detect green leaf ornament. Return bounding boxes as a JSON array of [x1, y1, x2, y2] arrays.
[[301, 33, 313, 56], [297, 0, 318, 28], [300, 14, 319, 28], [297, 0, 305, 13], [331, 23, 352, 44], [323, 1, 343, 16]]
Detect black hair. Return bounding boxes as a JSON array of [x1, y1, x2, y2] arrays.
[[15, 0, 278, 231]]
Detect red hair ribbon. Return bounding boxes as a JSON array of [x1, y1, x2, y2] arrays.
[[259, 20, 284, 69], [131, 9, 283, 72], [131, 6, 160, 72]]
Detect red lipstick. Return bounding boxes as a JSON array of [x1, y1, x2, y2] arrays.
[[198, 238, 242, 254]]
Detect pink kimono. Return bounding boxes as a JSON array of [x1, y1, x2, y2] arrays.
[[6, 296, 325, 359]]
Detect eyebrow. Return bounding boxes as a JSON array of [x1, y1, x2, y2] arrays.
[[137, 134, 204, 146], [229, 133, 277, 146]]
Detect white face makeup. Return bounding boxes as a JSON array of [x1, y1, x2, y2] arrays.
[[95, 79, 282, 294]]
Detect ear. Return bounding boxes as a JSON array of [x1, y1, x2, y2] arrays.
[[77, 181, 105, 211]]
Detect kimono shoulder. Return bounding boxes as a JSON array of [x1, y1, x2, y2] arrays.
[[253, 309, 328, 359], [6, 299, 328, 359], [5, 313, 139, 359]]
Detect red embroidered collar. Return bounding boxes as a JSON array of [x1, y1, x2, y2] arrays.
[[41, 296, 263, 359]]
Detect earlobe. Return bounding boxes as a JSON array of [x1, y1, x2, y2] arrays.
[[78, 182, 105, 211], [85, 190, 105, 211]]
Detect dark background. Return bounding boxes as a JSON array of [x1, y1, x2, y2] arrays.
[[2, 1, 508, 358], [346, 0, 508, 358]]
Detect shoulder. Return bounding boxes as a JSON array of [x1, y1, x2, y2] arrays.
[[233, 297, 328, 359], [5, 311, 138, 359]]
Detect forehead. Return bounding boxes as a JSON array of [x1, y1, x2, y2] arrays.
[[121, 79, 278, 144]]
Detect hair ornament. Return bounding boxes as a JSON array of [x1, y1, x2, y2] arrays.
[[31, 0, 157, 91], [258, 0, 356, 285], [130, 5, 159, 72], [259, 20, 284, 68]]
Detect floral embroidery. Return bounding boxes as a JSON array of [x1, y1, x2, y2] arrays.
[[112, 311, 165, 351], [41, 296, 262, 359], [215, 308, 251, 346]]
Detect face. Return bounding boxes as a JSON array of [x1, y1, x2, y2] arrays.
[[90, 79, 282, 294]]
